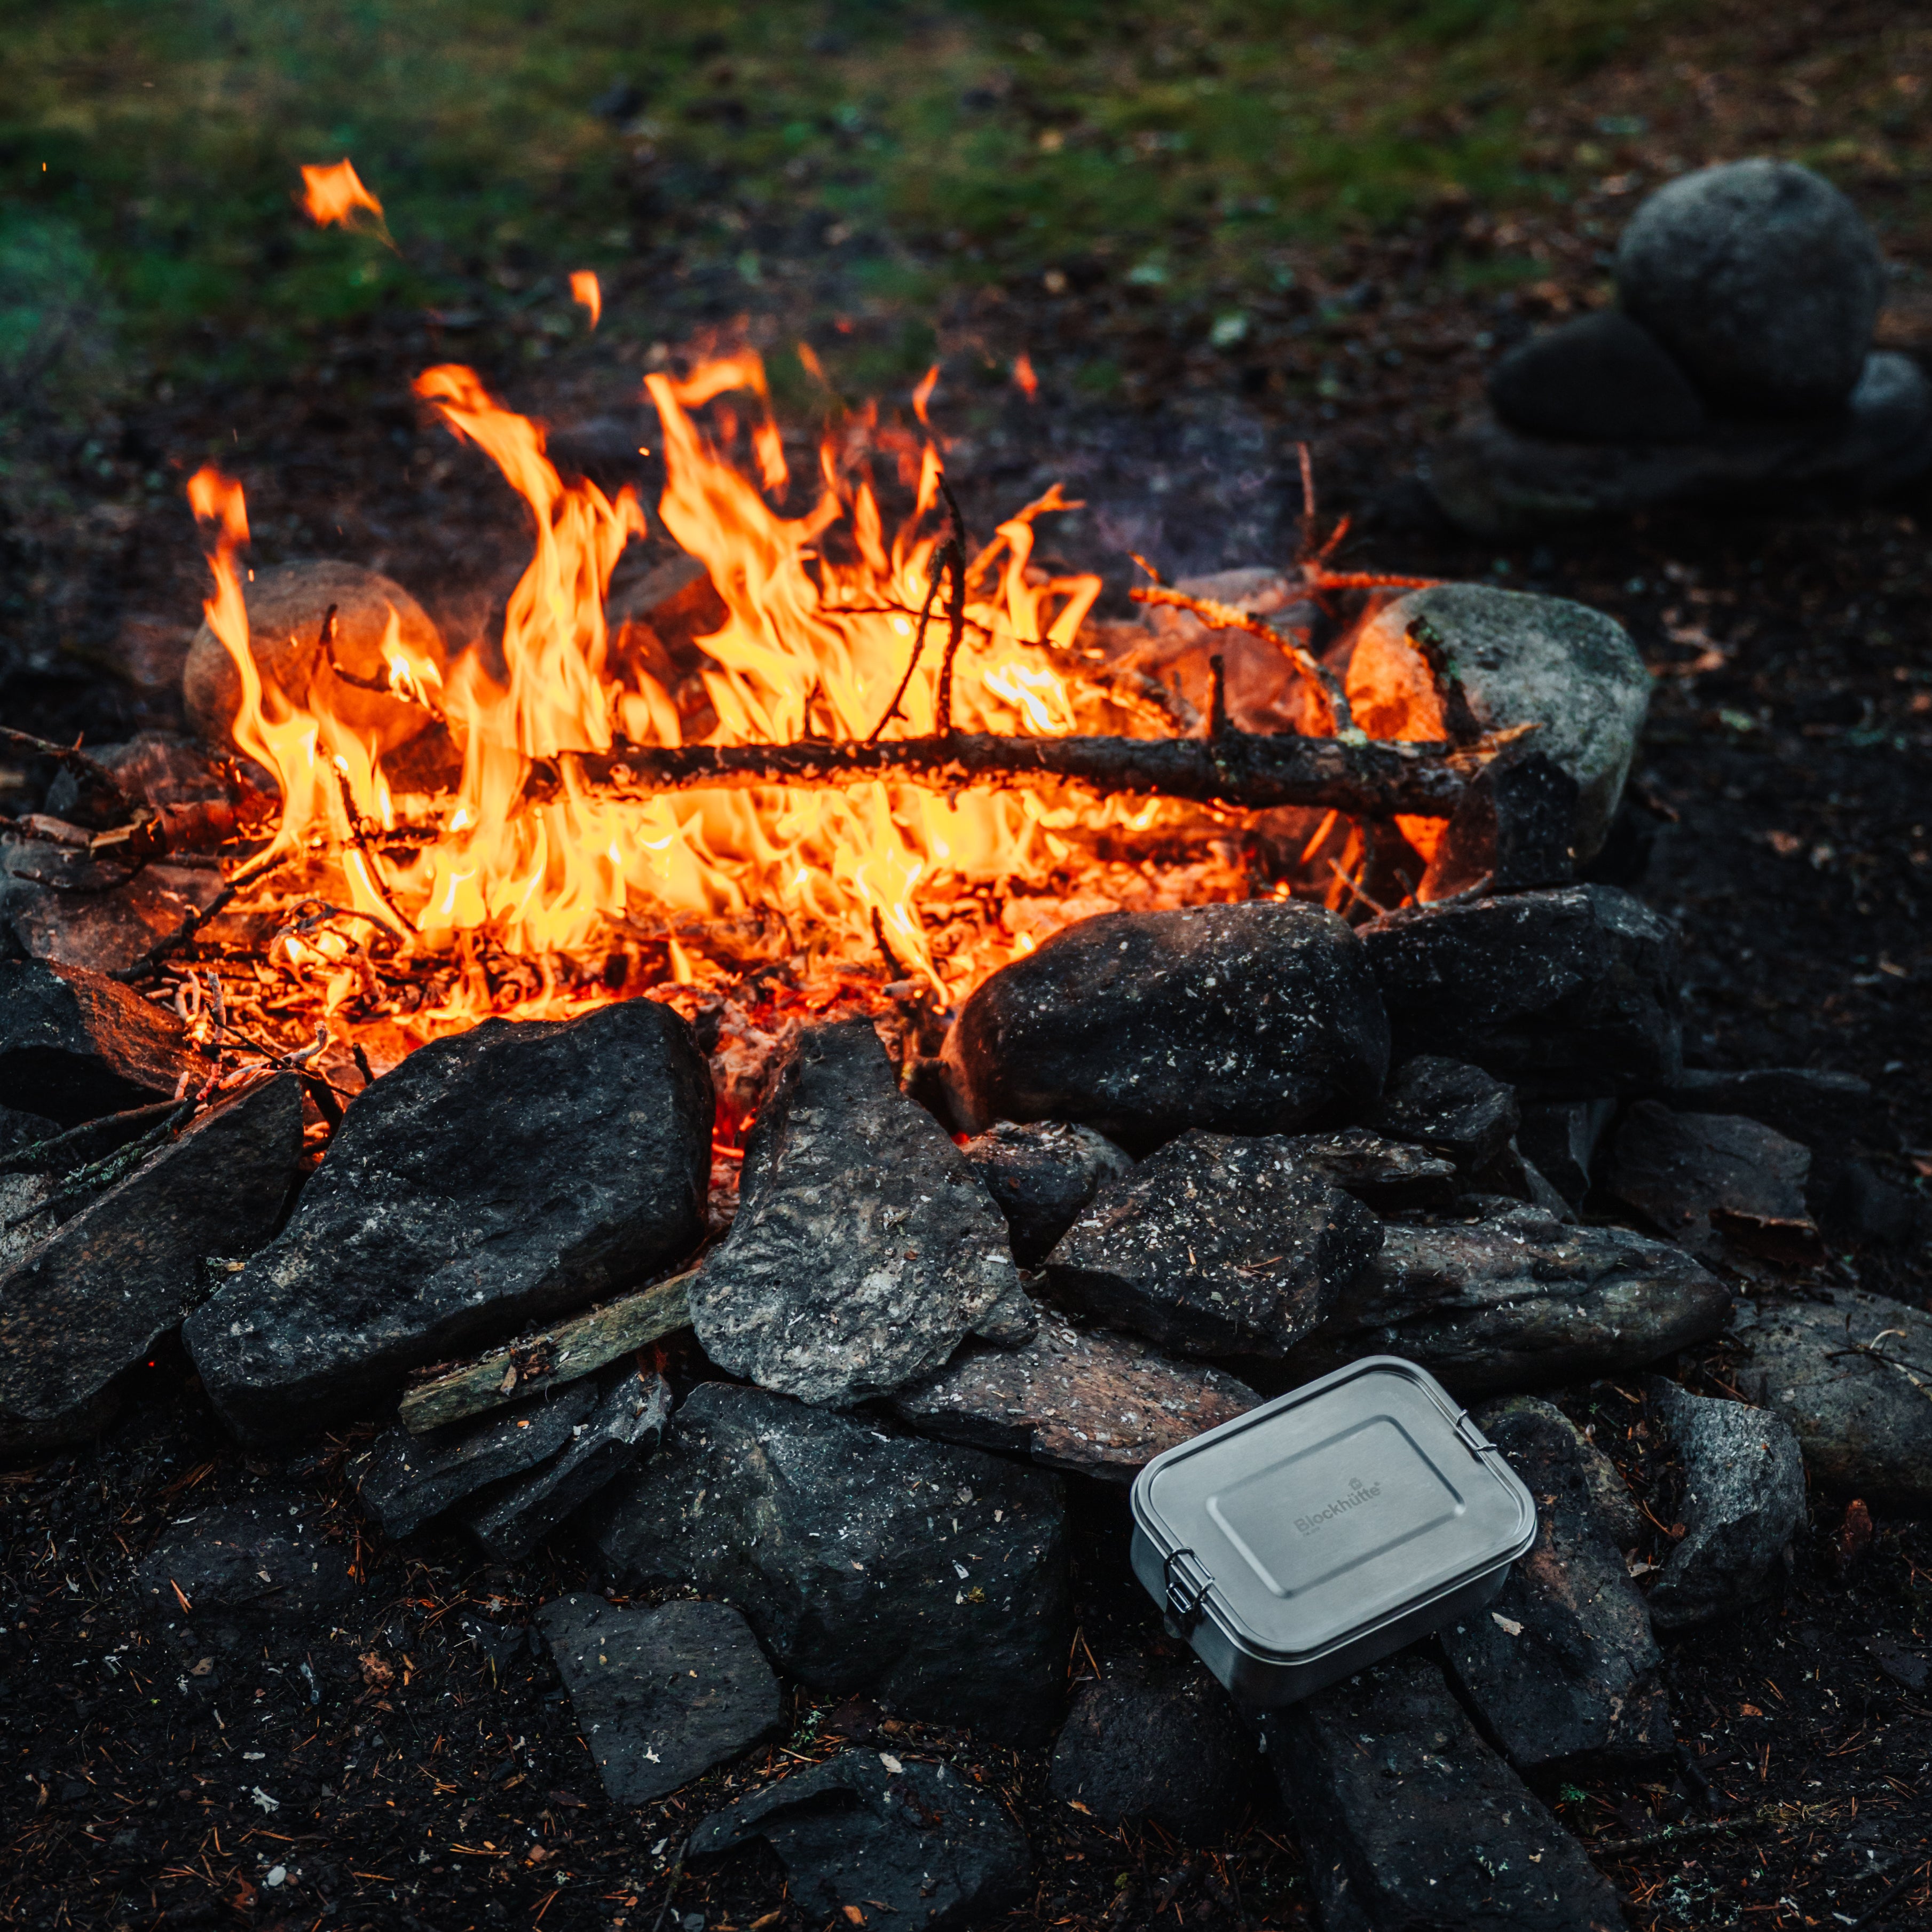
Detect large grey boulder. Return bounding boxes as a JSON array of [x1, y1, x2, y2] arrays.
[[591, 1383, 1069, 1743], [1345, 585, 1649, 859], [1044, 1130, 1383, 1359], [184, 999, 712, 1442], [0, 957, 198, 1125], [538, 1594, 783, 1804], [1646, 1379, 1807, 1628], [1285, 1201, 1730, 1397], [1266, 1652, 1625, 1932], [689, 1019, 1026, 1408], [1360, 885, 1682, 1098], [1439, 1397, 1671, 1773], [0, 1076, 303, 1451], [890, 1308, 1259, 1481], [1725, 1288, 1932, 1513], [1616, 159, 1884, 416], [945, 901, 1389, 1153]]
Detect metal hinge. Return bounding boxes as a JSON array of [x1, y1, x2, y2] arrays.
[[1454, 1408, 1502, 1456], [1162, 1548, 1213, 1630]]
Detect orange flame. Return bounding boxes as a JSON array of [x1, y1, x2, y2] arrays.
[[1013, 352, 1038, 402], [570, 271, 602, 329], [300, 159, 385, 232]]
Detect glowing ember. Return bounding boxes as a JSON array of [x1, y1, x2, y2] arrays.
[[570, 271, 602, 329], [299, 159, 387, 234]]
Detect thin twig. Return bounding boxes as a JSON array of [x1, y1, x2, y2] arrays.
[[931, 478, 970, 737], [866, 549, 950, 743], [110, 882, 240, 983]]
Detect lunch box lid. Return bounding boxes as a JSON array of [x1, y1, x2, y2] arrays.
[[1130, 1356, 1537, 1666]]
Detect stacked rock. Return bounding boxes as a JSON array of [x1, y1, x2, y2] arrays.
[[1430, 159, 1932, 534]]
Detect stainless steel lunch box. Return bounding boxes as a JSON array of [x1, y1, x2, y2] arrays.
[[1129, 1355, 1537, 1708]]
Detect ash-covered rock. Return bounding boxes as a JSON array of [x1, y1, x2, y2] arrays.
[[1285, 1202, 1729, 1396], [1048, 1659, 1262, 1840], [890, 1308, 1258, 1481], [1725, 1288, 1932, 1513], [460, 1366, 671, 1560], [591, 1383, 1068, 1743], [688, 1749, 1030, 1932], [1607, 1102, 1819, 1266], [538, 1594, 782, 1805], [1281, 1126, 1458, 1211], [184, 998, 712, 1442], [1439, 1397, 1671, 1773], [1266, 1652, 1625, 1932], [1517, 1097, 1617, 1205], [1345, 586, 1650, 859], [1369, 1054, 1520, 1176], [0, 1076, 302, 1452], [1045, 1130, 1383, 1359], [1361, 885, 1682, 1098], [946, 901, 1389, 1152], [1646, 1380, 1807, 1629], [358, 1381, 600, 1542], [0, 958, 198, 1125], [689, 1019, 1026, 1408], [961, 1119, 1134, 1266]]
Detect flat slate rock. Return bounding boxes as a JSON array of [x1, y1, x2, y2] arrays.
[[689, 1019, 1024, 1408], [1284, 1201, 1729, 1397], [945, 900, 1389, 1153], [1360, 884, 1682, 1099], [591, 1383, 1068, 1744], [1267, 1651, 1623, 1932], [689, 1749, 1030, 1932], [1044, 1130, 1383, 1359], [461, 1366, 672, 1560], [1369, 1054, 1520, 1176], [0, 957, 198, 1125], [136, 1486, 362, 1623], [1282, 1126, 1458, 1211], [890, 1308, 1259, 1481], [1048, 1660, 1261, 1840], [184, 998, 712, 1442], [1440, 1397, 1671, 1774], [538, 1594, 782, 1805], [1646, 1379, 1807, 1628], [1725, 1288, 1932, 1512], [1607, 1102, 1818, 1265], [359, 1380, 601, 1541], [961, 1119, 1134, 1266], [0, 1076, 303, 1452]]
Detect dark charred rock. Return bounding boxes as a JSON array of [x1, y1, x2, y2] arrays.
[[1044, 1130, 1383, 1359], [1360, 884, 1682, 1099], [461, 1366, 672, 1560], [358, 1381, 601, 1542], [538, 1594, 782, 1805], [945, 901, 1390, 1153], [136, 1485, 362, 1622], [961, 1119, 1134, 1266], [1048, 1659, 1262, 1840], [0, 958, 198, 1125], [0, 1102, 59, 1157], [1282, 1126, 1458, 1211], [1666, 1066, 1874, 1221], [1607, 1103, 1819, 1266], [1439, 1397, 1671, 1773], [1725, 1288, 1932, 1513], [591, 1383, 1068, 1743], [1646, 1379, 1807, 1629], [1517, 1097, 1616, 1205], [890, 1308, 1259, 1481], [689, 1019, 1025, 1407], [1488, 310, 1707, 444], [0, 1076, 303, 1452], [1284, 1202, 1729, 1397], [1369, 1055, 1520, 1174], [1266, 1652, 1625, 1932], [184, 999, 712, 1443], [688, 1749, 1030, 1931]]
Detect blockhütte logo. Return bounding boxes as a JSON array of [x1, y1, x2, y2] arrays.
[[1294, 1474, 1383, 1536]]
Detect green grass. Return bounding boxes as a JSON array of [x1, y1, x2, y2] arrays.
[[0, 0, 1706, 390]]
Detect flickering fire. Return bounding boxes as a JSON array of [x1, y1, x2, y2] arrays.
[[299, 159, 387, 233], [570, 271, 602, 329]]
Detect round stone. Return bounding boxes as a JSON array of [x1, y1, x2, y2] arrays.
[[182, 558, 447, 753], [1487, 311, 1706, 444], [1615, 158, 1883, 416]]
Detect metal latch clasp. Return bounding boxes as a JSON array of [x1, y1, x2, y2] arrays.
[[1162, 1548, 1213, 1631]]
